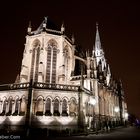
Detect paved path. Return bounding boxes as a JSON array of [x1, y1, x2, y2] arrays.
[[47, 126, 140, 140]]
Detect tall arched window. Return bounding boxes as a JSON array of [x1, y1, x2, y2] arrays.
[[20, 96, 26, 116], [69, 98, 77, 117], [30, 40, 40, 82], [45, 98, 51, 116], [36, 97, 43, 116], [46, 40, 57, 84], [62, 99, 68, 116], [1, 100, 7, 115], [30, 48, 35, 80], [63, 46, 69, 82], [14, 98, 19, 115], [35, 47, 40, 82], [46, 46, 52, 83], [53, 99, 60, 116], [7, 97, 13, 115], [52, 47, 57, 83]]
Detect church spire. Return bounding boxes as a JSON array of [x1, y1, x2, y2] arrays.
[[61, 21, 65, 34], [95, 22, 101, 50], [71, 34, 75, 44], [107, 64, 111, 75]]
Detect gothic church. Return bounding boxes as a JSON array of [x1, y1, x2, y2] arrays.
[[0, 17, 127, 133]]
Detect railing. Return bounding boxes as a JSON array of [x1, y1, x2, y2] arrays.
[[0, 82, 79, 91], [71, 75, 87, 80], [0, 83, 30, 91], [34, 82, 79, 91]]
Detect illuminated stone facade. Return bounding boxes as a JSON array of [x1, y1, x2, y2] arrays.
[[0, 17, 127, 132]]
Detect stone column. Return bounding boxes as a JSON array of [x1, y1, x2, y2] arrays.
[[43, 99, 46, 115], [0, 101, 2, 114], [60, 100, 62, 116], [33, 100, 37, 115], [51, 101, 54, 115], [67, 101, 70, 116], [18, 100, 21, 115], [5, 101, 8, 114], [12, 100, 15, 115]]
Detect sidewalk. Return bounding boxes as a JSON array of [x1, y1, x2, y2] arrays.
[[71, 126, 127, 136]]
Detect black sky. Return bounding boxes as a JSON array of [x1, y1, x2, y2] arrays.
[[0, 0, 140, 118]]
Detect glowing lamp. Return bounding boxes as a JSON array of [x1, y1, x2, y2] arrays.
[[124, 112, 128, 119], [114, 106, 119, 112], [90, 98, 96, 105]]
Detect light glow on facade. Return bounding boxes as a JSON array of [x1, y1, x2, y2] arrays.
[[8, 116, 24, 125], [0, 116, 6, 124], [114, 106, 119, 113], [124, 112, 128, 120], [89, 98, 96, 105], [0, 17, 127, 132]]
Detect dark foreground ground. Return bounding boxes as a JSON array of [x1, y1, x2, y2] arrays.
[[30, 126, 140, 140], [0, 126, 140, 140]]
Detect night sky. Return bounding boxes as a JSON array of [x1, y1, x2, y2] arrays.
[[0, 0, 140, 118]]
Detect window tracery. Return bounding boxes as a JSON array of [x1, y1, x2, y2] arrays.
[[46, 40, 57, 84]]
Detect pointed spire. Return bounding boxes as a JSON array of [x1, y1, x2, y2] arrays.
[[107, 64, 111, 75], [15, 74, 20, 83], [27, 21, 32, 34], [95, 22, 101, 50], [119, 79, 123, 88], [86, 49, 90, 57], [43, 16, 47, 29], [71, 34, 75, 44], [103, 65, 107, 78], [44, 16, 48, 22], [61, 21, 65, 34]]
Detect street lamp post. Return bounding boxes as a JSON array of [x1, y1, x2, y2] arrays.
[[88, 97, 96, 132], [124, 112, 128, 126], [114, 106, 119, 127]]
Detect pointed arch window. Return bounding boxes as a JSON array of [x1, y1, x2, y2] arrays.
[[30, 40, 40, 82], [46, 46, 52, 83], [20, 97, 26, 116], [30, 48, 35, 80], [46, 40, 57, 84], [69, 99, 77, 117], [36, 97, 43, 116], [53, 99, 60, 116], [63, 46, 70, 82], [62, 99, 68, 116], [7, 98, 13, 116], [52, 47, 57, 83], [35, 47, 40, 82], [1, 100, 7, 115], [13, 98, 19, 116], [45, 98, 52, 116]]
